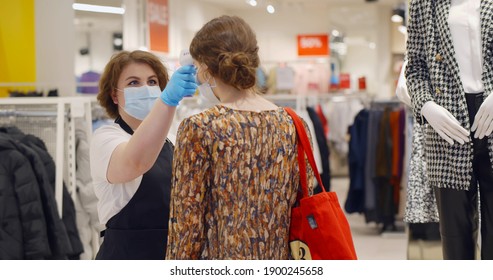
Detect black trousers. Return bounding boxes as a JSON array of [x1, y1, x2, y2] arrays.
[[434, 92, 493, 260]]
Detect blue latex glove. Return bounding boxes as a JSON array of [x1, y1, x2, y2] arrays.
[[160, 65, 197, 106]]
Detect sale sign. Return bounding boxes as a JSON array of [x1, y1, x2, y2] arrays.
[[147, 0, 169, 53], [297, 34, 329, 56], [339, 73, 351, 89]]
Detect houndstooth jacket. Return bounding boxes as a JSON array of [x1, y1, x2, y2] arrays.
[[406, 0, 493, 190]]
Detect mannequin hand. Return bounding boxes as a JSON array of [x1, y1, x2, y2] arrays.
[[395, 61, 412, 107], [471, 93, 493, 139], [421, 101, 470, 145], [160, 65, 197, 106]]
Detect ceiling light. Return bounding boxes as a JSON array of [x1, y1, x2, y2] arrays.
[[392, 7, 405, 23], [72, 3, 125, 15], [247, 0, 257, 7], [391, 14, 403, 23], [267, 4, 275, 14]]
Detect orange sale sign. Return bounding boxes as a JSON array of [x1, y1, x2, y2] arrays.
[[297, 34, 329, 56], [147, 0, 169, 53]]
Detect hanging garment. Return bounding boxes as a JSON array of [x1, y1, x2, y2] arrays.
[[298, 110, 323, 173], [267, 65, 296, 94], [315, 104, 329, 138], [389, 109, 405, 212], [364, 109, 383, 223], [345, 109, 369, 214], [306, 106, 331, 192], [326, 99, 364, 158], [78, 70, 101, 94], [256, 67, 268, 93], [0, 133, 51, 259], [0, 127, 78, 259], [293, 63, 329, 94], [74, 119, 101, 260], [374, 108, 396, 230], [19, 132, 83, 259]]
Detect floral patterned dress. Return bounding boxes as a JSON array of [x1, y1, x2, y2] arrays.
[[166, 105, 314, 259]]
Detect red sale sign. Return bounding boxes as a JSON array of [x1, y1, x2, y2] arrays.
[[339, 73, 351, 89], [297, 34, 329, 56]]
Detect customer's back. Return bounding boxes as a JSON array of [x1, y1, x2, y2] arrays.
[[165, 15, 314, 259]]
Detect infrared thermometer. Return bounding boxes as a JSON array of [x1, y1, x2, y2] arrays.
[[179, 49, 197, 98], [179, 49, 194, 66]]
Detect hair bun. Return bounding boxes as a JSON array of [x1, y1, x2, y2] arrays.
[[231, 52, 250, 67], [218, 52, 257, 90]]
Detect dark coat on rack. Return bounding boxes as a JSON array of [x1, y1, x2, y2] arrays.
[[345, 109, 369, 214], [0, 135, 51, 259], [306, 106, 331, 192], [1, 127, 72, 258], [17, 130, 83, 259], [1, 127, 83, 259]]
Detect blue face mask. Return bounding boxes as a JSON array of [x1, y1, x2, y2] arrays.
[[118, 85, 161, 120]]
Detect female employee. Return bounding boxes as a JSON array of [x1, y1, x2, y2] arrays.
[[90, 50, 197, 259]]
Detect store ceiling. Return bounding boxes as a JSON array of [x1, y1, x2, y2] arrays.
[[73, 0, 406, 31], [74, 0, 405, 11], [202, 0, 405, 10]]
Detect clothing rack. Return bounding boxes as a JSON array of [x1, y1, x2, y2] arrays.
[[265, 91, 369, 111], [369, 98, 403, 106], [0, 97, 94, 216], [0, 109, 68, 117], [0, 82, 56, 87], [0, 82, 67, 93], [178, 91, 369, 109]]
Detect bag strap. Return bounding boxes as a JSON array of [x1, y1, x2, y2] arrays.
[[284, 107, 326, 198]]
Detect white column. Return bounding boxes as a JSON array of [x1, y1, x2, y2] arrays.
[[376, 5, 393, 98], [123, 0, 146, 51], [35, 0, 76, 96]]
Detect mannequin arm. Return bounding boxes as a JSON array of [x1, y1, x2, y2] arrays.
[[471, 93, 493, 139]]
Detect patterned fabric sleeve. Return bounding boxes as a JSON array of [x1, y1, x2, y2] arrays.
[[301, 118, 316, 196], [406, 0, 434, 125], [166, 116, 210, 259]]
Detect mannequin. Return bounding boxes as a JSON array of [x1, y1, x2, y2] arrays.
[[406, 0, 493, 259]]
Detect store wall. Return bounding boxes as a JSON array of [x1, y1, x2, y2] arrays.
[[71, 0, 398, 97], [168, 0, 226, 60], [1, 0, 77, 97], [75, 17, 122, 77], [0, 0, 36, 97], [36, 0, 76, 96], [227, 4, 395, 97], [237, 8, 330, 63], [75, 29, 117, 77], [341, 6, 393, 97], [74, 0, 226, 74]]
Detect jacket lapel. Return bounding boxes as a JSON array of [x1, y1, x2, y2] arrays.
[[436, 0, 463, 90]]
